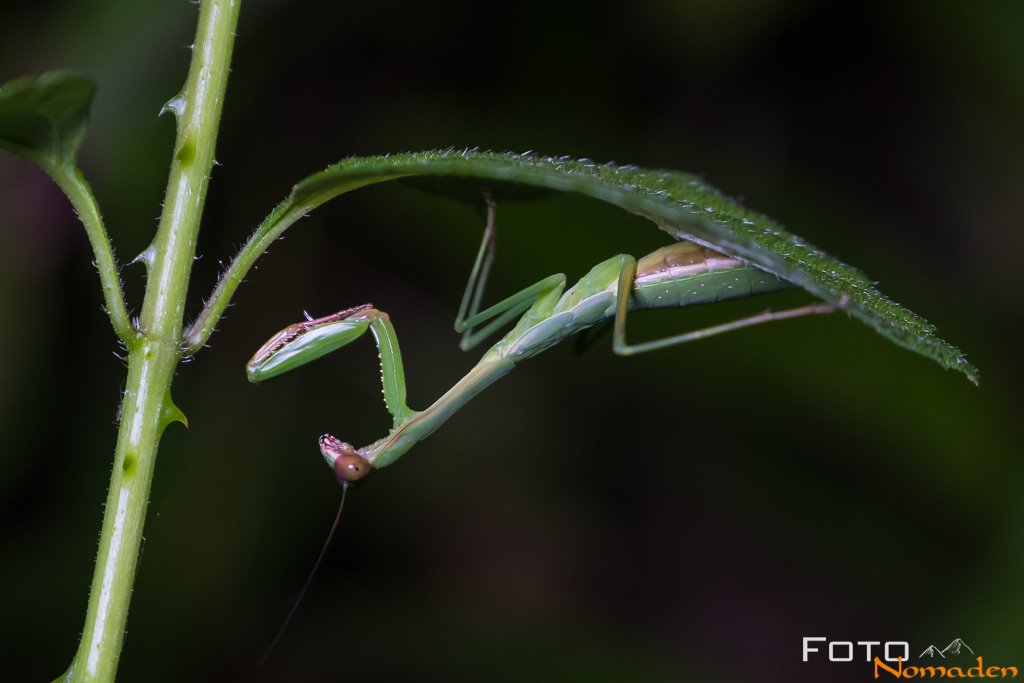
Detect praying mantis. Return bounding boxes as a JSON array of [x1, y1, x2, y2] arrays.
[[248, 192, 851, 663], [246, 196, 842, 485]]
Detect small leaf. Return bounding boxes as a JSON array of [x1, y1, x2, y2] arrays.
[[250, 150, 978, 384], [0, 71, 96, 175]]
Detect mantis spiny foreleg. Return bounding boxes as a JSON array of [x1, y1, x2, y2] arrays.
[[247, 306, 419, 481]]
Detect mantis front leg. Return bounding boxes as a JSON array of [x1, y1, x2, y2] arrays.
[[247, 305, 415, 425], [249, 266, 567, 476], [247, 305, 419, 481]]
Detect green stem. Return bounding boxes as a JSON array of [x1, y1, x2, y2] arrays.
[[68, 1, 240, 681], [183, 201, 309, 354], [52, 166, 135, 344], [183, 168, 414, 354]]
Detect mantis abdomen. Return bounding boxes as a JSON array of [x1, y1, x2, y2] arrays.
[[498, 241, 791, 361], [632, 242, 791, 309]]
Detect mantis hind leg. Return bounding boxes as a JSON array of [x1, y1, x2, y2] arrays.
[[611, 257, 842, 356]]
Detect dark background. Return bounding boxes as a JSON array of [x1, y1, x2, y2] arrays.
[[1, 1, 1021, 681]]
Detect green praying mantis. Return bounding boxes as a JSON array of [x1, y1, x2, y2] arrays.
[[246, 196, 843, 485], [247, 191, 872, 662]]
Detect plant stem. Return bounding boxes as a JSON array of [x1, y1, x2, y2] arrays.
[[52, 167, 135, 344], [184, 201, 310, 353], [68, 1, 240, 681]]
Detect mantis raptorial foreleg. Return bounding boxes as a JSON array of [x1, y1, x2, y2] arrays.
[[246, 306, 415, 427], [610, 256, 841, 356]]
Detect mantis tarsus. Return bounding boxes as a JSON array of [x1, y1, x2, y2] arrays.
[[247, 198, 841, 484]]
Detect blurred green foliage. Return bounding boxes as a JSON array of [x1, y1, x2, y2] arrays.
[[0, 72, 95, 172], [0, 1, 1021, 681]]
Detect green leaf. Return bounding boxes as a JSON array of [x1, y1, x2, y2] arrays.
[[250, 151, 979, 384], [398, 174, 553, 206], [0, 71, 96, 175]]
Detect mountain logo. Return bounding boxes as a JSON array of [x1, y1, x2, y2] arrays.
[[941, 639, 975, 657], [919, 638, 975, 659]]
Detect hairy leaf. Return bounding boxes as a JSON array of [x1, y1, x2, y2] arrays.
[[246, 150, 979, 384]]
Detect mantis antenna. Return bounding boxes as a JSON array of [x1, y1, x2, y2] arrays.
[[259, 438, 369, 665]]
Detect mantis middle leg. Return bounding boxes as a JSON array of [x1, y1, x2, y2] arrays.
[[451, 197, 575, 351], [453, 192, 498, 350]]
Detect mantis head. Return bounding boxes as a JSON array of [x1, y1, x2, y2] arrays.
[[319, 434, 372, 485]]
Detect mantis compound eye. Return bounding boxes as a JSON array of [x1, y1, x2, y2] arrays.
[[320, 434, 372, 484], [335, 452, 371, 484]]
